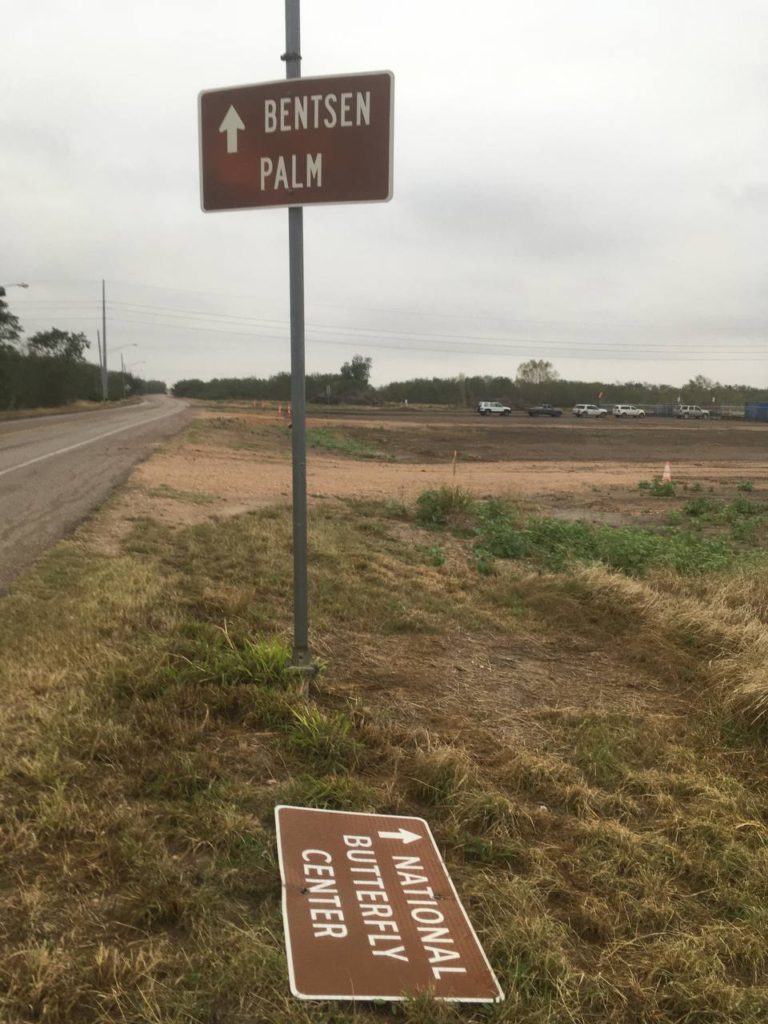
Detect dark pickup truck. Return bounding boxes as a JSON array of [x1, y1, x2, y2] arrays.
[[527, 404, 563, 417]]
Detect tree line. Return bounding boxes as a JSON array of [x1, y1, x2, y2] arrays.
[[0, 298, 166, 410], [172, 356, 768, 410], [173, 354, 374, 403]]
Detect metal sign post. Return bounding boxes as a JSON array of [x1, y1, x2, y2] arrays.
[[283, 0, 311, 669], [198, 1, 393, 671]]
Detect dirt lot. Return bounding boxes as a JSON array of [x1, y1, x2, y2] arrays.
[[306, 409, 768, 464], [118, 409, 767, 537]]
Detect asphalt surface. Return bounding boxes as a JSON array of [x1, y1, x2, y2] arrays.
[[0, 396, 190, 592]]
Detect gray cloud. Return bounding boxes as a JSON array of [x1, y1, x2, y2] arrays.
[[2, 0, 768, 388]]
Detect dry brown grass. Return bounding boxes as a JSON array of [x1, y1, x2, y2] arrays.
[[549, 565, 768, 723], [1, 423, 768, 1022]]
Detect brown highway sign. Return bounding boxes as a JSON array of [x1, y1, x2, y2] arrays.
[[199, 71, 393, 212], [274, 805, 504, 1002]]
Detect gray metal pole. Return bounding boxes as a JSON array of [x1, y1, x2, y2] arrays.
[[101, 280, 108, 401], [97, 329, 103, 397], [284, 0, 311, 667]]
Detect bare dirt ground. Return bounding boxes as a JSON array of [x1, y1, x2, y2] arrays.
[[116, 409, 768, 533], [306, 411, 768, 463]]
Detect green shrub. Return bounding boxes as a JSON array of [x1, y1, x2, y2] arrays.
[[685, 497, 722, 518], [475, 499, 528, 558], [639, 478, 676, 496], [474, 549, 496, 575], [649, 478, 676, 497], [470, 499, 753, 577], [730, 495, 758, 517], [415, 486, 473, 526], [422, 544, 445, 567]]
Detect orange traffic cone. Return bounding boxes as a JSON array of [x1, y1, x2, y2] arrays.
[[662, 461, 672, 483]]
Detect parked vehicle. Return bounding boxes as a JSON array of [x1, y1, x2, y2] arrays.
[[527, 404, 563, 417], [572, 403, 608, 418], [476, 401, 511, 416], [613, 404, 646, 418], [675, 405, 709, 419]]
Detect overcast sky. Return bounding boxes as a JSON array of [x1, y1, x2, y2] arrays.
[[3, 1, 767, 389]]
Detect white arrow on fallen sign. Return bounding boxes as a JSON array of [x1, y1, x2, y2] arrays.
[[219, 105, 245, 154], [377, 827, 421, 844]]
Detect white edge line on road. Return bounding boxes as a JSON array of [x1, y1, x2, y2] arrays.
[[0, 407, 184, 480]]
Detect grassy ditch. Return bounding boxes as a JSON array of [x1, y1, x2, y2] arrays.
[[1, 491, 767, 1022]]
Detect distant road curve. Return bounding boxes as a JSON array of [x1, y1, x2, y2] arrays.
[[0, 395, 190, 592]]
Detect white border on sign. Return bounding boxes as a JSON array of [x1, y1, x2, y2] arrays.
[[198, 70, 394, 213], [274, 804, 505, 1003]]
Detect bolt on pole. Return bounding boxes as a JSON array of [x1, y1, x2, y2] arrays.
[[284, 0, 312, 669]]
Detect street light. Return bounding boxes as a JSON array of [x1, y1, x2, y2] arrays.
[[120, 356, 145, 398], [98, 341, 137, 402], [0, 282, 30, 297]]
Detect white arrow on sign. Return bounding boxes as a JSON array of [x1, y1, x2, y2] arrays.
[[378, 828, 421, 845], [219, 105, 245, 154]]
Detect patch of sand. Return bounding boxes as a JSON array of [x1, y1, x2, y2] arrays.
[[133, 444, 767, 509]]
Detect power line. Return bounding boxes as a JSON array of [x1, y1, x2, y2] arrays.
[[101, 277, 768, 334], [12, 289, 767, 361], [17, 304, 768, 356], [14, 291, 768, 338], [18, 296, 768, 340], [32, 314, 757, 361]]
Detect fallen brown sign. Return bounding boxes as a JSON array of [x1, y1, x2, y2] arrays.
[[275, 805, 504, 1002]]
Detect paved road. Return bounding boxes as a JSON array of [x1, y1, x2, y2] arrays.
[[0, 396, 190, 592]]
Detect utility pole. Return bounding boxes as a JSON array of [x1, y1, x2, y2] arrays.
[[284, 0, 312, 673], [97, 329, 105, 400], [101, 280, 108, 401], [120, 353, 126, 398]]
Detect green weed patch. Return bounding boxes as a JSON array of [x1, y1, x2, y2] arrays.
[[306, 426, 385, 459], [469, 498, 754, 576]]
